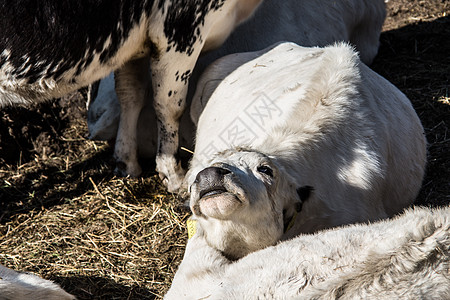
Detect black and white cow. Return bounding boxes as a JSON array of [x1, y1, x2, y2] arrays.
[[86, 0, 387, 192], [0, 0, 263, 191]]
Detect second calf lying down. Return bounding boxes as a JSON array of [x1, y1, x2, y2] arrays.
[[165, 206, 450, 299], [184, 42, 427, 259], [0, 264, 75, 300]]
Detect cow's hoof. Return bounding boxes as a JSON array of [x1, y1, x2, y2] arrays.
[[114, 161, 142, 178], [159, 171, 185, 193], [156, 155, 186, 193]]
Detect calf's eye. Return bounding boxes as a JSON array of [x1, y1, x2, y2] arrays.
[[257, 165, 274, 177]]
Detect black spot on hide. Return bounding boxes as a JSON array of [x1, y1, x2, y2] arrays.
[[0, 0, 155, 83], [162, 0, 225, 55]]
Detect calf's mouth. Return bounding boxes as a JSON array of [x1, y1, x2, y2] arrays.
[[197, 185, 243, 219], [200, 186, 228, 199]]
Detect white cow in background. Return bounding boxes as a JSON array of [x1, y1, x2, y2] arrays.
[[184, 42, 427, 259], [0, 265, 75, 300], [165, 206, 450, 299], [87, 0, 387, 177]]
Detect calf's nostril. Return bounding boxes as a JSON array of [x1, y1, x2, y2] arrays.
[[216, 167, 231, 176]]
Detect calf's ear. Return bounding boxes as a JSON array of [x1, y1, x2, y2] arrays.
[[296, 186, 314, 212], [283, 185, 313, 233]]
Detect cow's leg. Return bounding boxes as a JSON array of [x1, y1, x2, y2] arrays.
[[151, 49, 201, 192], [114, 56, 150, 177]]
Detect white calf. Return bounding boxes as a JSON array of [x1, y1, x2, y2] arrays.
[[185, 42, 427, 259], [87, 0, 386, 188], [165, 206, 450, 299], [0, 265, 75, 300]]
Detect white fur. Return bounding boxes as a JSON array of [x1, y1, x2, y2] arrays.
[[0, 265, 75, 300], [185, 42, 427, 259], [165, 206, 450, 299], [87, 0, 386, 192]]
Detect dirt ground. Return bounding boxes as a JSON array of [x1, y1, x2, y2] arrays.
[[0, 1, 449, 299]]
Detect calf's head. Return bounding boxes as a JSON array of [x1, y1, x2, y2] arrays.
[[190, 149, 308, 259]]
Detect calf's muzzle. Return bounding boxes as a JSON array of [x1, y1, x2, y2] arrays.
[[195, 167, 231, 198]]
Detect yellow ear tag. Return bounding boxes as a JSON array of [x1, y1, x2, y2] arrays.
[[187, 218, 197, 239]]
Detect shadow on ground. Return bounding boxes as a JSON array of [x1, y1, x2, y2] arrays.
[[372, 16, 450, 208], [55, 275, 157, 300]]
